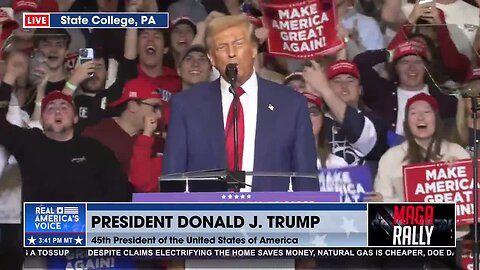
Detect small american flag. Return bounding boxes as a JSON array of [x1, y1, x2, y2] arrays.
[[62, 207, 79, 215]]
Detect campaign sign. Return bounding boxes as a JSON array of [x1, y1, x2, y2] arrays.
[[368, 203, 455, 247], [259, 0, 344, 59], [404, 159, 480, 225], [23, 13, 169, 28], [24, 203, 86, 247], [318, 165, 372, 202]]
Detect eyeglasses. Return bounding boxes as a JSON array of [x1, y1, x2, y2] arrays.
[[137, 100, 162, 112], [308, 106, 322, 116]]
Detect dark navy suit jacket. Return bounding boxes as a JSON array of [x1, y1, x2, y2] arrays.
[[162, 76, 318, 192]]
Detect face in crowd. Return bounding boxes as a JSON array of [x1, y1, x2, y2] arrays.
[[81, 58, 107, 93], [407, 100, 436, 141], [396, 54, 427, 91], [41, 99, 78, 137], [329, 74, 361, 107], [178, 51, 212, 87], [128, 98, 162, 131], [138, 29, 165, 68], [170, 23, 195, 56], [208, 19, 257, 86], [37, 36, 68, 71]]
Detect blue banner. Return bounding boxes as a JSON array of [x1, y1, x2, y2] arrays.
[[318, 166, 373, 202], [24, 203, 86, 247]]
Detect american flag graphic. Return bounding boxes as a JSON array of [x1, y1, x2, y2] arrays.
[[61, 206, 79, 215]]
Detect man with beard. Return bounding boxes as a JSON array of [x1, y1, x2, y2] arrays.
[[63, 47, 137, 133], [0, 51, 132, 202]]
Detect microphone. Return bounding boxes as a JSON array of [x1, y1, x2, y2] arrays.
[[225, 63, 238, 87]]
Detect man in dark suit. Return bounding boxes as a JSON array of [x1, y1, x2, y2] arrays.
[[163, 14, 318, 192]]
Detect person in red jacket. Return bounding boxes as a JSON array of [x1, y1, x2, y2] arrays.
[[130, 115, 162, 192]]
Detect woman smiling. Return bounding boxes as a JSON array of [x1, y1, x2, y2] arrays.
[[374, 93, 470, 202]]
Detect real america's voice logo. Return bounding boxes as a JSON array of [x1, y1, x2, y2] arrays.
[[24, 203, 87, 247]]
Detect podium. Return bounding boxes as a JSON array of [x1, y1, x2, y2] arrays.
[[134, 169, 340, 202]]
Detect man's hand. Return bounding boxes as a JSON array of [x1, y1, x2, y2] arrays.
[[68, 61, 96, 86], [36, 71, 49, 99], [408, 0, 436, 24], [142, 116, 158, 137], [302, 60, 329, 96], [125, 0, 143, 12], [363, 192, 384, 202], [255, 27, 269, 45], [3, 52, 29, 86]]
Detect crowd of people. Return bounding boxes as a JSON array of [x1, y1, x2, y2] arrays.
[[0, 0, 479, 269]]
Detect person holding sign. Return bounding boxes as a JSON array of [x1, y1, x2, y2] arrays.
[[375, 93, 470, 202]]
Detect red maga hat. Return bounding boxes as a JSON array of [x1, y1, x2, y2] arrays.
[[405, 93, 439, 112], [303, 92, 322, 109], [109, 77, 162, 107], [392, 41, 428, 62], [41, 91, 75, 114], [326, 60, 360, 80]]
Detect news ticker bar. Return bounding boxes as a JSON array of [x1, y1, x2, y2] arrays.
[[25, 247, 455, 259], [23, 13, 169, 29], [24, 202, 456, 249]]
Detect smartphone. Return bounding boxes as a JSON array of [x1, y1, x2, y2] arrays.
[[78, 48, 94, 77]]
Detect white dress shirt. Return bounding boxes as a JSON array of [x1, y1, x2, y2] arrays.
[[220, 72, 258, 192]]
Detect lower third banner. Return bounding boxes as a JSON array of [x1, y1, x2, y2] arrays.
[[25, 202, 367, 248]]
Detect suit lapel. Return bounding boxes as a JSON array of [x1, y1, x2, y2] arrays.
[[205, 79, 227, 168], [253, 78, 274, 172]]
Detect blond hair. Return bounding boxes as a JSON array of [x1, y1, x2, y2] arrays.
[[204, 14, 258, 52]]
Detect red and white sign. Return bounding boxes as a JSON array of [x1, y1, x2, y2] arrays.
[[64, 52, 78, 72], [259, 0, 344, 59], [404, 159, 480, 226], [23, 12, 50, 28]]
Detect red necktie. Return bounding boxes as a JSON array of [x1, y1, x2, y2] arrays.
[[225, 87, 245, 171]]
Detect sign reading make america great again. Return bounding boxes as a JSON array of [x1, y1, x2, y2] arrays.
[[404, 159, 480, 226], [259, 0, 344, 59]]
